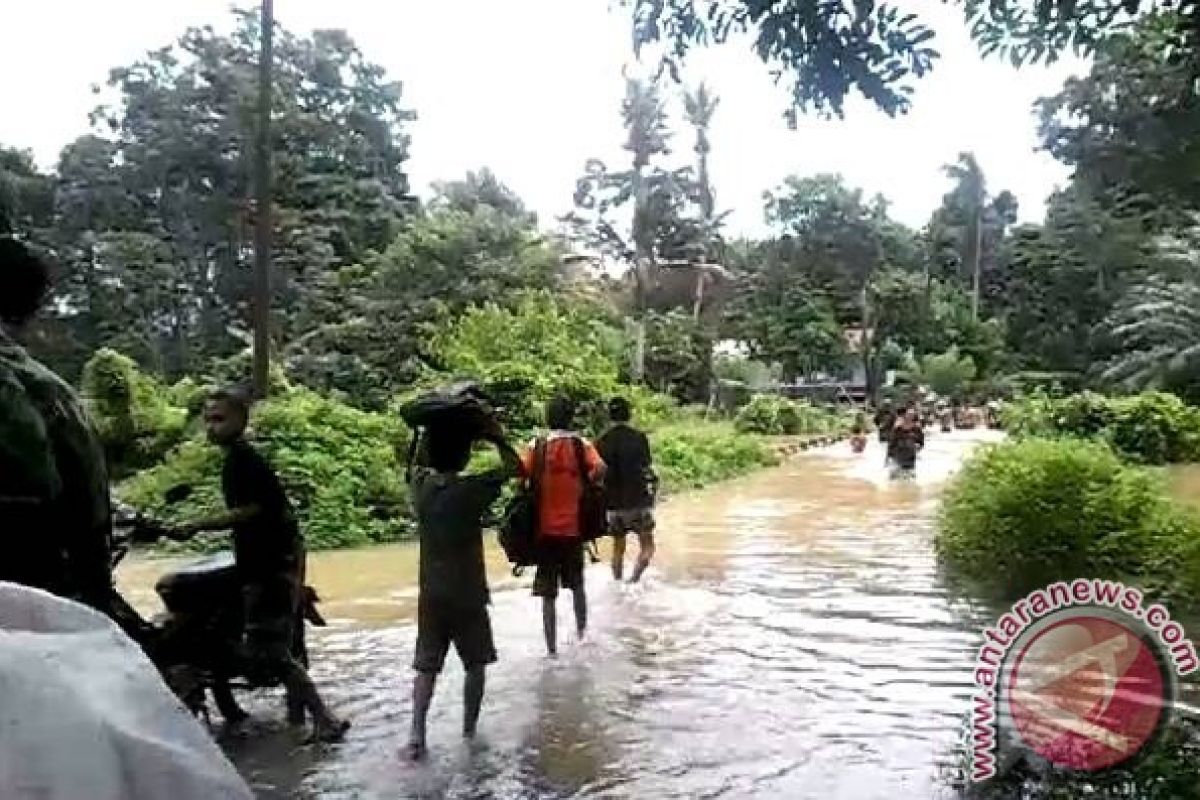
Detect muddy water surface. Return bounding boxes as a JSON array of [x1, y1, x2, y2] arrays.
[[120, 430, 1006, 799]]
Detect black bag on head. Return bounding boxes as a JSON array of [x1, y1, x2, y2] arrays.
[[498, 439, 545, 574]]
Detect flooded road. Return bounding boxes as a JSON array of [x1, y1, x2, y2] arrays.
[[120, 429, 1007, 799]]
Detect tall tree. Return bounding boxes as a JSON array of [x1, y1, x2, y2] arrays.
[[568, 77, 714, 380], [933, 153, 1018, 318], [36, 11, 415, 380], [682, 82, 723, 318], [628, 1, 1200, 117], [1037, 12, 1200, 218]]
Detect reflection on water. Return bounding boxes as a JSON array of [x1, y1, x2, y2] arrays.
[[120, 429, 1013, 799]]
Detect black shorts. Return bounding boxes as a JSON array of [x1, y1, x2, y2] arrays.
[[608, 508, 656, 536], [413, 598, 497, 674], [532, 537, 585, 598]]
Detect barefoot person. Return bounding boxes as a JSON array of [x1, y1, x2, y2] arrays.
[[521, 397, 605, 656], [406, 414, 521, 760], [173, 387, 349, 743], [596, 397, 658, 582]]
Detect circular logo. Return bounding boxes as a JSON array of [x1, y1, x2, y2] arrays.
[[1004, 609, 1171, 771]]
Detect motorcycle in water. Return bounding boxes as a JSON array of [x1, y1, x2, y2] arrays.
[[110, 494, 326, 726]]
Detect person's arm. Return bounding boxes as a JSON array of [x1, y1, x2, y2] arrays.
[[481, 417, 523, 479], [584, 440, 607, 484], [174, 506, 261, 539]]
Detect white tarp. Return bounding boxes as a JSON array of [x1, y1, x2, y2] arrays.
[[0, 582, 253, 800]]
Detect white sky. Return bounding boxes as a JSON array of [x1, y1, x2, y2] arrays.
[[1, 1, 1086, 236]]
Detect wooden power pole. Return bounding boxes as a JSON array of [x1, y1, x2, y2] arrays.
[[251, 0, 274, 398]]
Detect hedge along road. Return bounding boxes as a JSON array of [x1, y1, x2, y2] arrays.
[[118, 428, 1010, 799]]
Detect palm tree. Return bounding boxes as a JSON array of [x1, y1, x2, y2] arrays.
[[1103, 278, 1200, 390], [683, 83, 719, 223], [622, 77, 671, 381], [683, 82, 722, 319]]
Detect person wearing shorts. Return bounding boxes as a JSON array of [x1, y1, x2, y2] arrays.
[[596, 397, 657, 583], [520, 396, 605, 657], [405, 417, 521, 759]]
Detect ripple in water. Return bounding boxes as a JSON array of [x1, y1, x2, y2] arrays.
[[123, 430, 1012, 799]]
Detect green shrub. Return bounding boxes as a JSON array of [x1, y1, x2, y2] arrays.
[[119, 387, 411, 551], [1108, 392, 1200, 465], [1003, 390, 1200, 464], [651, 423, 778, 491], [735, 395, 792, 435], [936, 438, 1200, 600], [81, 349, 189, 479], [735, 395, 848, 436]]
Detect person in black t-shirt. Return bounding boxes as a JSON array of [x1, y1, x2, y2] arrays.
[[596, 397, 658, 583], [405, 416, 521, 760], [173, 388, 348, 743]]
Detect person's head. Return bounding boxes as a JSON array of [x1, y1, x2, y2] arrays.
[[903, 406, 919, 423], [422, 424, 473, 474], [608, 396, 632, 424], [204, 386, 252, 446], [546, 395, 576, 431], [0, 237, 51, 330]]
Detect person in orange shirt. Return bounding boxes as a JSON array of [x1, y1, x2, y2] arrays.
[[520, 396, 605, 657]]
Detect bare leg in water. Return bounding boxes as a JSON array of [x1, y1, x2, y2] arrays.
[[407, 671, 437, 759], [542, 597, 557, 656], [630, 532, 656, 583], [282, 658, 349, 743], [463, 665, 485, 738], [611, 533, 627, 581], [572, 586, 587, 639]]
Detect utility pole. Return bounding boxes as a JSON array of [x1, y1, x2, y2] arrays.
[[971, 204, 983, 321], [251, 0, 274, 398]]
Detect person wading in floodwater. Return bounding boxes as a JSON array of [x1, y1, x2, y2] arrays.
[[596, 397, 658, 583], [405, 413, 521, 760], [873, 399, 896, 444], [521, 396, 605, 657], [173, 388, 349, 743], [886, 405, 925, 480]]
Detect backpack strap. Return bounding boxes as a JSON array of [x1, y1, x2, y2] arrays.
[[530, 438, 547, 508]]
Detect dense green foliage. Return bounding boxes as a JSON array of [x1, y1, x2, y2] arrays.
[[937, 438, 1200, 602], [120, 387, 411, 551], [734, 395, 849, 437], [651, 423, 778, 491], [630, 1, 1200, 119], [1003, 391, 1200, 464], [81, 349, 189, 479]]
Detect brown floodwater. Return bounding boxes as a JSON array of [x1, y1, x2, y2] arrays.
[[118, 429, 1018, 799]]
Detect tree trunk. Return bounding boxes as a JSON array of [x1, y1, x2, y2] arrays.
[[971, 205, 983, 321], [251, 0, 274, 399], [630, 161, 649, 383]]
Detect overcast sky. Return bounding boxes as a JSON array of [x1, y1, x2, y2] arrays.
[[1, 1, 1086, 236]]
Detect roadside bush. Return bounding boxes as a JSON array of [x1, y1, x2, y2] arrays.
[[120, 387, 411, 551], [81, 349, 188, 479], [1002, 390, 1200, 464], [936, 438, 1200, 600], [1108, 392, 1200, 465], [651, 423, 778, 491], [735, 395, 798, 435], [735, 395, 848, 436]]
